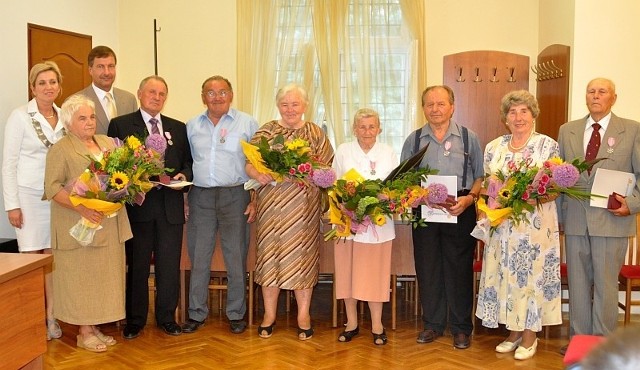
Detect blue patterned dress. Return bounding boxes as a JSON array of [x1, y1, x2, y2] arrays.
[[476, 133, 562, 332]]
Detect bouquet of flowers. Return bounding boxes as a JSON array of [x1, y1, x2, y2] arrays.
[[67, 134, 169, 245], [241, 134, 336, 190], [477, 156, 597, 230], [325, 144, 444, 240]]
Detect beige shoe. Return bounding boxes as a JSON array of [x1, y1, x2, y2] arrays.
[[495, 337, 522, 353], [514, 338, 538, 360]]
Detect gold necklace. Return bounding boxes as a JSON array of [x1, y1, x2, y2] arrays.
[[509, 130, 534, 151], [42, 111, 56, 119]]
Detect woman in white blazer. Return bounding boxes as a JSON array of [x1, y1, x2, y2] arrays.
[[2, 61, 66, 340]]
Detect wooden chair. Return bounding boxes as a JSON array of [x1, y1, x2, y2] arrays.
[[472, 240, 484, 324], [617, 214, 640, 325]]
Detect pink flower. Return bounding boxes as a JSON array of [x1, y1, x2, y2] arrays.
[[289, 168, 296, 175], [522, 191, 530, 201], [537, 185, 547, 195]]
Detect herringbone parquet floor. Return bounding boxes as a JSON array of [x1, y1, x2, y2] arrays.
[[43, 280, 636, 370]]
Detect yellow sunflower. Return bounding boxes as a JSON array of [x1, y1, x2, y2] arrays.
[[110, 171, 129, 190], [126, 136, 142, 150]]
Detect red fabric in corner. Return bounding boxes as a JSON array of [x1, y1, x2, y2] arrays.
[[563, 335, 606, 366]]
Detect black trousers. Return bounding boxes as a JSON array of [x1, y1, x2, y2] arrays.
[[412, 202, 476, 336], [125, 218, 183, 327]]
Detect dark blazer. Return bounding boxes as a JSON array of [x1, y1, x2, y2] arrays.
[[76, 85, 138, 135], [107, 110, 193, 224]]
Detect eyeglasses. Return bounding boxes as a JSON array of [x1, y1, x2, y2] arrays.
[[204, 90, 230, 98]]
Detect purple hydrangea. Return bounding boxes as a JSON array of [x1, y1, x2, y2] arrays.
[[311, 168, 337, 189], [427, 183, 449, 204], [551, 163, 579, 188], [145, 133, 167, 154]]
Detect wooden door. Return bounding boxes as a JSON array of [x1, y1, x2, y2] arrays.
[[28, 23, 92, 106]]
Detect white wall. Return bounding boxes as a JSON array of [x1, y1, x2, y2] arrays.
[[0, 0, 120, 238], [117, 0, 238, 123], [425, 0, 540, 90], [570, 0, 640, 121]]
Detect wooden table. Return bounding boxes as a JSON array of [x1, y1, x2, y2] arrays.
[[0, 253, 52, 370]]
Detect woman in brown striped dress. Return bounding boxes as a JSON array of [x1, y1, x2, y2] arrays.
[[246, 84, 333, 340]]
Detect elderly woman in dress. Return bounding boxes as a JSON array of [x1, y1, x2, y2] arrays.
[[246, 84, 333, 340], [2, 61, 66, 340], [475, 90, 561, 360], [332, 108, 398, 345], [44, 95, 132, 353]]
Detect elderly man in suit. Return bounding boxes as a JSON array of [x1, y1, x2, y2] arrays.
[[108, 76, 193, 339], [75, 45, 137, 134], [558, 78, 640, 354]]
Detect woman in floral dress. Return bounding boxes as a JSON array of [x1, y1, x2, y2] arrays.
[[475, 90, 561, 360]]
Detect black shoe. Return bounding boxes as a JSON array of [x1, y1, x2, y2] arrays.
[[372, 329, 387, 345], [417, 329, 442, 344], [181, 318, 205, 333], [123, 324, 142, 339], [559, 344, 568, 356], [453, 333, 471, 349], [338, 326, 359, 342], [159, 321, 182, 336], [258, 322, 275, 338], [230, 320, 247, 334]]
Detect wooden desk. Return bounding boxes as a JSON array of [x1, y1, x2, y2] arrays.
[[179, 224, 257, 324], [0, 253, 52, 370]]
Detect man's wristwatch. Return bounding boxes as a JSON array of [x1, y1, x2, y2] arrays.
[[468, 192, 479, 203]]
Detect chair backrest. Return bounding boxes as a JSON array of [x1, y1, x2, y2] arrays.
[[624, 214, 640, 266]]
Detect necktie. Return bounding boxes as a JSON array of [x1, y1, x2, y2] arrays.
[[585, 122, 601, 173], [105, 92, 117, 120], [149, 118, 160, 135]]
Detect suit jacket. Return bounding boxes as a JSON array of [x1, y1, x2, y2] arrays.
[[558, 113, 640, 237], [44, 134, 132, 250], [108, 110, 193, 224], [75, 85, 138, 135]]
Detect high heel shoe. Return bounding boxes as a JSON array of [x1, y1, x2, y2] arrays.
[[372, 329, 387, 345], [338, 326, 359, 342], [257, 322, 275, 338], [514, 338, 538, 360], [495, 337, 522, 353], [46, 319, 62, 340]]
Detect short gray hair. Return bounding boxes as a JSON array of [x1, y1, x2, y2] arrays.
[[499, 90, 540, 122], [60, 95, 95, 130], [352, 108, 380, 131], [276, 83, 309, 106]]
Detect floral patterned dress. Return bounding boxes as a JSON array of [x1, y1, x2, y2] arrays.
[[475, 132, 562, 332]]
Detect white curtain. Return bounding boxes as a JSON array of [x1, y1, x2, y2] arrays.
[[237, 0, 427, 154]]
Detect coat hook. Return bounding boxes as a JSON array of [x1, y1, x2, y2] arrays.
[[550, 60, 563, 77], [531, 65, 541, 81], [456, 66, 465, 82], [473, 67, 482, 82], [490, 67, 499, 82], [507, 67, 516, 82]]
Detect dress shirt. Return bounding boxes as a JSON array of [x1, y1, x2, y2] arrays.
[[583, 112, 611, 154], [2, 99, 65, 210], [92, 83, 116, 120], [186, 108, 258, 187], [400, 121, 484, 191], [139, 109, 164, 135], [333, 140, 398, 243]]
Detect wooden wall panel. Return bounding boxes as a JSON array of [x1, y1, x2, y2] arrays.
[[534, 44, 571, 140], [443, 51, 529, 150]]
